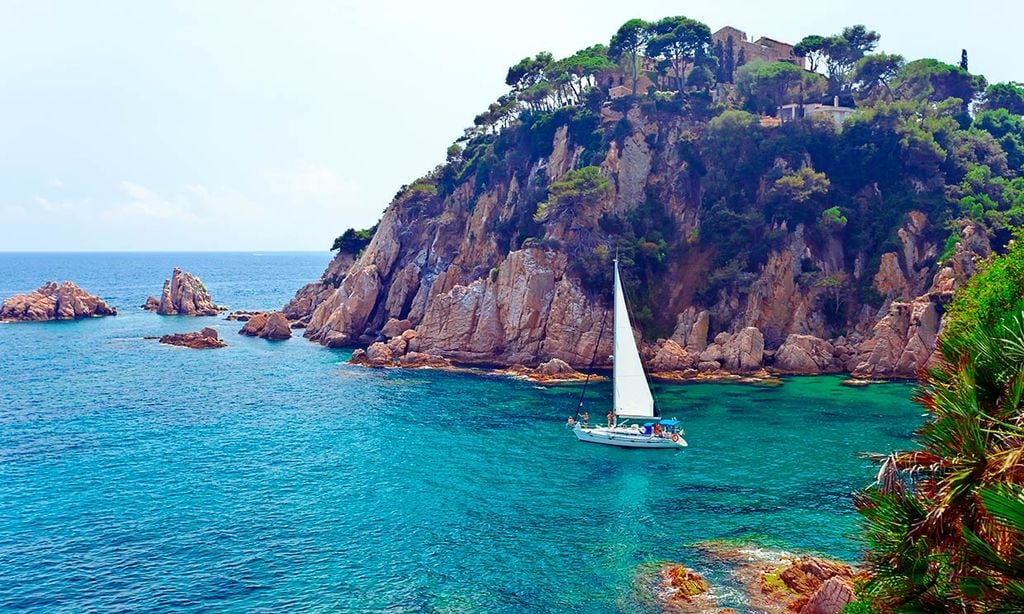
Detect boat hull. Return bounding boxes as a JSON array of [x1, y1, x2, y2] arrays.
[[573, 425, 687, 449]]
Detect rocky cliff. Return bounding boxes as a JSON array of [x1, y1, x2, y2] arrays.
[[1, 282, 117, 322], [288, 101, 999, 378]]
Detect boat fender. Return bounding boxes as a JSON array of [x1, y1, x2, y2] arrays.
[[671, 433, 680, 443]]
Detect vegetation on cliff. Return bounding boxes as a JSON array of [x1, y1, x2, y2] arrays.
[[855, 239, 1024, 610], [298, 15, 1024, 375]]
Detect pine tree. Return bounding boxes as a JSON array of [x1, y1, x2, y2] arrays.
[[960, 48, 969, 71]]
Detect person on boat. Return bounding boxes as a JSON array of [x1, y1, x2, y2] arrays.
[[653, 422, 662, 437], [581, 411, 589, 427], [606, 411, 615, 428]]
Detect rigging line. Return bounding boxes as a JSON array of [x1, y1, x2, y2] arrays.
[[576, 308, 609, 417]]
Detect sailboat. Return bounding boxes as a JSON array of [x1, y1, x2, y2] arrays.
[[572, 257, 687, 449]]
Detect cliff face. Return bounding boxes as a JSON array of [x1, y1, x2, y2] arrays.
[[290, 103, 992, 378]]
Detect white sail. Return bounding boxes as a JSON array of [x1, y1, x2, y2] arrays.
[[612, 259, 655, 418]]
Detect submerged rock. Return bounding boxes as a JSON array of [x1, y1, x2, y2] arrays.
[[1, 282, 117, 322], [144, 268, 221, 316], [158, 327, 226, 349]]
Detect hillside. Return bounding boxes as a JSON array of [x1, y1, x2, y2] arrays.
[[285, 18, 1024, 378]]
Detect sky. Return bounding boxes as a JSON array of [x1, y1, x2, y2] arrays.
[[1, 0, 1021, 251]]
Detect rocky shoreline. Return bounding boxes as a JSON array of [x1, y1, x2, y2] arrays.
[[637, 540, 858, 613], [277, 98, 993, 381]]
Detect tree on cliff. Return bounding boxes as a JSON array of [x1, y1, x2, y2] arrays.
[[892, 58, 987, 111], [331, 224, 378, 255], [852, 53, 905, 104], [982, 82, 1024, 115], [794, 35, 827, 73], [737, 60, 826, 115], [609, 19, 652, 95], [533, 166, 612, 222], [855, 237, 1024, 611], [646, 16, 712, 94], [974, 109, 1024, 172]]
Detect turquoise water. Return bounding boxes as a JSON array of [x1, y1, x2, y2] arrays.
[[0, 253, 920, 611]]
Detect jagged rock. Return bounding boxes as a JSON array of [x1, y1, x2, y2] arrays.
[[386, 328, 417, 356], [225, 310, 265, 321], [347, 342, 394, 368], [146, 268, 220, 316], [700, 327, 764, 372], [774, 335, 837, 374], [852, 296, 938, 378], [697, 360, 721, 373], [141, 296, 160, 311], [283, 251, 355, 323], [536, 358, 577, 376], [239, 311, 292, 340], [381, 317, 413, 339], [398, 351, 453, 369], [649, 339, 698, 371], [873, 252, 908, 299], [159, 327, 226, 349], [402, 248, 610, 367], [651, 564, 718, 613], [802, 576, 855, 614], [1, 282, 117, 322], [670, 308, 709, 352]]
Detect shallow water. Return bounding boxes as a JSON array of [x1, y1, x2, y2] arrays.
[[0, 253, 920, 611]]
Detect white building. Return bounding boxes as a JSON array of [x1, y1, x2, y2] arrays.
[[779, 97, 856, 128]]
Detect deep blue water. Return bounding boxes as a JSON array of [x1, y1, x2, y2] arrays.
[[0, 253, 921, 611]]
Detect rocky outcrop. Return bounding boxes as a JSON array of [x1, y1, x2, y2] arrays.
[[851, 221, 990, 378], [774, 334, 838, 374], [239, 312, 292, 340], [649, 339, 698, 372], [291, 94, 995, 377], [648, 542, 856, 614], [852, 296, 939, 377], [699, 327, 764, 372], [145, 268, 221, 316], [349, 342, 395, 368], [1, 282, 117, 322], [751, 557, 855, 614], [283, 251, 355, 325], [400, 248, 610, 366], [158, 327, 226, 349], [650, 564, 718, 613]]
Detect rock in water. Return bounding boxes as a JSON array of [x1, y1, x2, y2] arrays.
[[239, 312, 292, 340], [158, 327, 227, 349], [1, 282, 117, 322], [144, 268, 221, 316]]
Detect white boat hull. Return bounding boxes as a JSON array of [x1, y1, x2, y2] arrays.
[[573, 424, 687, 449]]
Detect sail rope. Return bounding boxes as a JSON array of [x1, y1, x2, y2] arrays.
[[575, 309, 608, 419]]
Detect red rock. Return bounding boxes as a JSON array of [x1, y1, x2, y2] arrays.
[[239, 311, 292, 340], [159, 327, 226, 349], [150, 268, 221, 316], [1, 282, 117, 322]]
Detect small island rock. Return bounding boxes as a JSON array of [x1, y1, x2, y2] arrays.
[[144, 268, 221, 316], [239, 311, 292, 340], [159, 327, 227, 349], [1, 282, 117, 322]]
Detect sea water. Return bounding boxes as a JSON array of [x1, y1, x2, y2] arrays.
[[0, 253, 920, 612]]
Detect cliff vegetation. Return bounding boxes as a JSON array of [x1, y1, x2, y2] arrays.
[[290, 16, 1024, 378]]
